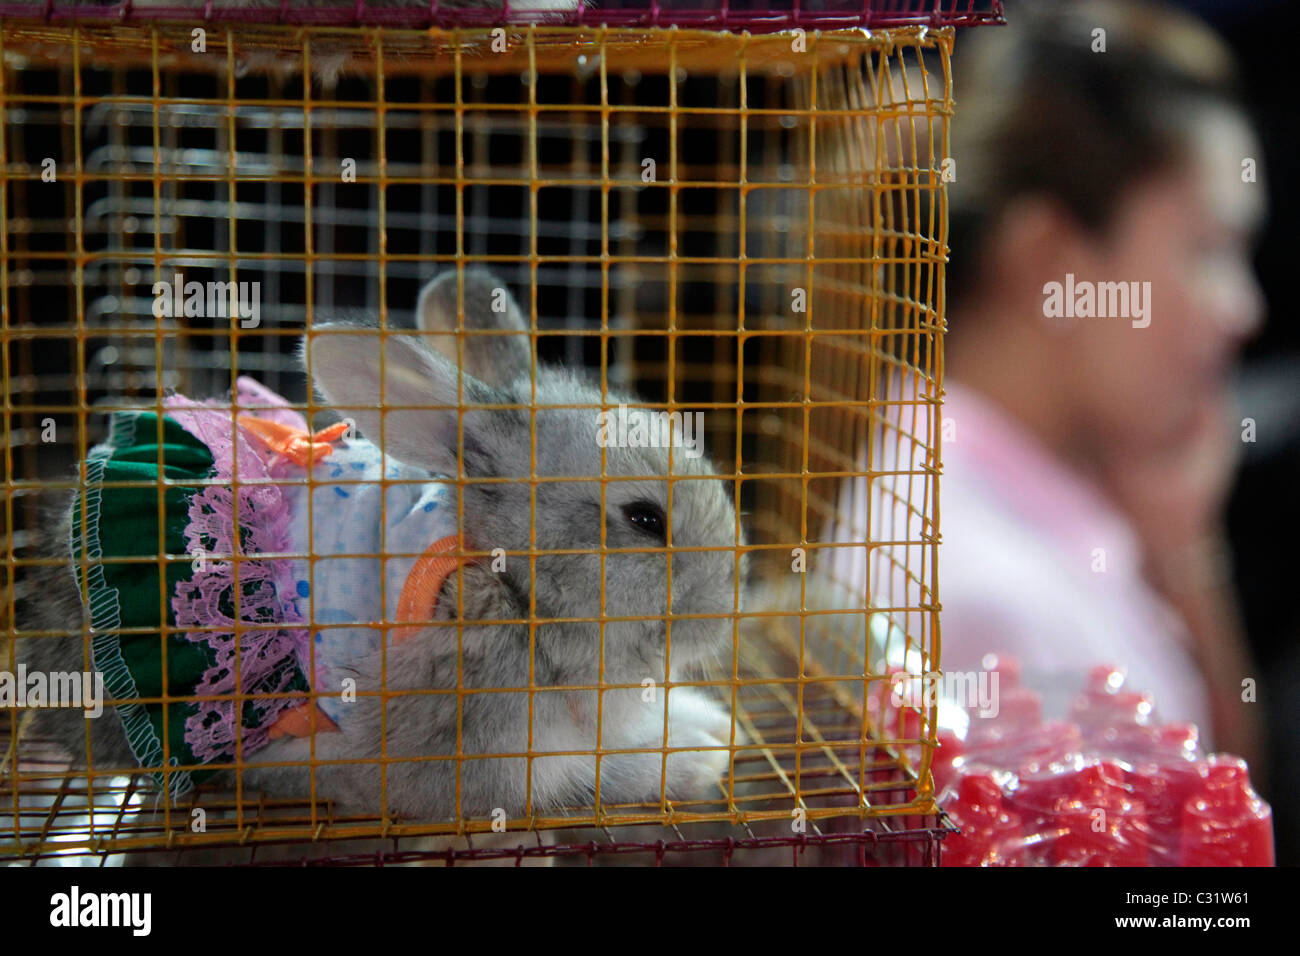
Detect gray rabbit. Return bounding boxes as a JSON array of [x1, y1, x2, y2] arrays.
[[16, 269, 745, 822]]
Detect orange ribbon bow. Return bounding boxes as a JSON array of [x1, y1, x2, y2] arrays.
[[237, 415, 351, 469]]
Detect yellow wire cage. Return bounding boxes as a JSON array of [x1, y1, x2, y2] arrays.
[[0, 7, 971, 865]]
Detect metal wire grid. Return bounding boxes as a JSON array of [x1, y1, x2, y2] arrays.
[[2, 652, 957, 865], [1, 23, 950, 862]]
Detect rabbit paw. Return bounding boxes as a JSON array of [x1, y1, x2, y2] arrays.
[[663, 726, 732, 800], [667, 686, 746, 745]]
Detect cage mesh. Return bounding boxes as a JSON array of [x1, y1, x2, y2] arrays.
[[1, 15, 956, 865]]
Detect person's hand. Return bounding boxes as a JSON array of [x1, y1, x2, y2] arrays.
[[1100, 393, 1241, 573], [1101, 392, 1265, 780]]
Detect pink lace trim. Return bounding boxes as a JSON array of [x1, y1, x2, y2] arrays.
[[165, 379, 311, 765]]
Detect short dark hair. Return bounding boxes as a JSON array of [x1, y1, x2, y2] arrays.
[[946, 0, 1246, 309]]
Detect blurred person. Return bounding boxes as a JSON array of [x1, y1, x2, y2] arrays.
[[831, 0, 1268, 778], [941, 0, 1267, 772]]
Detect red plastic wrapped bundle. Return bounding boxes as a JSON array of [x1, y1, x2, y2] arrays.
[[1050, 762, 1149, 866], [936, 658, 1273, 867], [943, 774, 1026, 867], [1180, 755, 1274, 867]]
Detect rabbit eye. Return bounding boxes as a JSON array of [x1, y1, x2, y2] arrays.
[[622, 501, 667, 539]]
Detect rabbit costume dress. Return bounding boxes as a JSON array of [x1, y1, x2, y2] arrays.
[[69, 376, 459, 799]]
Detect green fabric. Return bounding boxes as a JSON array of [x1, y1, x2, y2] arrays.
[[68, 410, 311, 799], [70, 412, 212, 797]]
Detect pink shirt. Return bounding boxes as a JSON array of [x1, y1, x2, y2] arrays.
[[827, 378, 1213, 740]]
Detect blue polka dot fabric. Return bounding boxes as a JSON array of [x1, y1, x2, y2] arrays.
[[280, 437, 456, 727]]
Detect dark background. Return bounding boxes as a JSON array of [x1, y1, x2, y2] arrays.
[[1162, 0, 1300, 866]]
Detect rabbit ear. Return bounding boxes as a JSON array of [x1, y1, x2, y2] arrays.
[[415, 269, 532, 388], [303, 324, 510, 476]]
